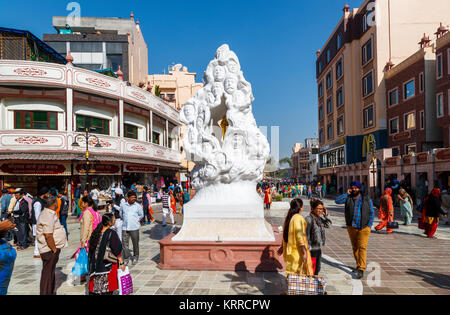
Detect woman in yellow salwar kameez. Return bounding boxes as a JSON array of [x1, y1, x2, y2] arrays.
[[282, 198, 314, 278]]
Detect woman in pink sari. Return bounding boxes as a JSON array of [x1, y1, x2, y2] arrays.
[[72, 196, 102, 259]]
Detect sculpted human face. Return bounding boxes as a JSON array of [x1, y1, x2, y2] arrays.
[[232, 133, 244, 149], [183, 105, 195, 123], [204, 164, 216, 177], [227, 60, 239, 74], [202, 141, 213, 156], [213, 66, 226, 82], [212, 83, 223, 98], [224, 77, 238, 94]]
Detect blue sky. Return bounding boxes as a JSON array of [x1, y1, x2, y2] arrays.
[[0, 0, 365, 161]]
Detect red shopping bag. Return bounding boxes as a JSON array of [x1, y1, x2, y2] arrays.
[[311, 257, 317, 275]]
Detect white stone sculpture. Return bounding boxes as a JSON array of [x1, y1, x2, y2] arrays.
[[174, 44, 274, 242]]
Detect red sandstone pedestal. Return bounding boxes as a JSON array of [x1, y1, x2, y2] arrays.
[[158, 226, 285, 272]]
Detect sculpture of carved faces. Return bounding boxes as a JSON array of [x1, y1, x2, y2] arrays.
[[224, 76, 238, 95], [212, 82, 224, 99], [182, 104, 196, 124], [203, 164, 218, 179], [227, 59, 240, 74], [232, 132, 245, 150], [213, 66, 226, 82], [187, 126, 198, 145], [214, 152, 227, 167], [201, 140, 213, 157]]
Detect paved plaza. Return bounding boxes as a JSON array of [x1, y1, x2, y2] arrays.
[[6, 198, 450, 295]]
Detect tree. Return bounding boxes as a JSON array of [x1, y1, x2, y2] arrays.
[[154, 85, 161, 97], [279, 157, 292, 168]]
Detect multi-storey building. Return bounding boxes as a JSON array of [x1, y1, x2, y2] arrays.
[[43, 14, 148, 86], [435, 24, 450, 148], [0, 53, 181, 198], [316, 0, 450, 193], [291, 139, 318, 183], [385, 40, 442, 156], [148, 64, 203, 179]]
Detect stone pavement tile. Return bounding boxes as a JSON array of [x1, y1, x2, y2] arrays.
[[178, 281, 196, 288], [161, 280, 182, 288], [184, 271, 202, 276], [210, 281, 231, 290], [194, 281, 213, 289], [408, 287, 436, 294], [192, 288, 211, 295], [183, 275, 200, 282], [145, 280, 163, 287], [155, 288, 176, 295], [372, 287, 396, 294], [166, 271, 186, 280], [209, 289, 233, 295], [174, 287, 193, 295], [135, 287, 159, 295], [392, 288, 415, 295], [429, 288, 450, 295], [151, 274, 169, 281]]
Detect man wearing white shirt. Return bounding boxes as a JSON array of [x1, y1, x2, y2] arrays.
[[119, 191, 143, 265], [90, 186, 99, 208]]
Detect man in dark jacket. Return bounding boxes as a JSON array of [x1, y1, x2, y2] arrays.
[[58, 191, 69, 239], [12, 188, 29, 251], [335, 181, 375, 279]]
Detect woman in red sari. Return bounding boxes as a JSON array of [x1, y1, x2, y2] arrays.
[[264, 185, 272, 210], [421, 188, 448, 238], [375, 188, 394, 234]]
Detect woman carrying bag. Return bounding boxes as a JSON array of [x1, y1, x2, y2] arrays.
[[282, 198, 326, 295], [88, 213, 125, 295]]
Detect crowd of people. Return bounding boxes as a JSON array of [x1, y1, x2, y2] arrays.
[[0, 180, 191, 295], [280, 179, 449, 291]]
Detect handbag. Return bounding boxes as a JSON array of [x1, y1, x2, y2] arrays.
[[103, 230, 118, 264], [287, 274, 326, 295], [387, 220, 399, 229]]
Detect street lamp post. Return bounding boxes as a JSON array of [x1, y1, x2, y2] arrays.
[[72, 127, 102, 192], [369, 140, 377, 200]]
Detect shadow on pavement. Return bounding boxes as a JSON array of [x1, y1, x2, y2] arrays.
[[406, 269, 450, 290], [321, 256, 358, 279]]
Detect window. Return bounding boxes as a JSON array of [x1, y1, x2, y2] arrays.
[[363, 104, 375, 128], [362, 71, 374, 97], [318, 82, 323, 98], [437, 53, 443, 79], [392, 147, 400, 157], [319, 128, 324, 143], [336, 86, 344, 107], [107, 54, 123, 72], [327, 122, 334, 140], [420, 111, 425, 129], [337, 115, 344, 135], [318, 61, 323, 74], [390, 118, 399, 135], [406, 144, 416, 155], [327, 49, 331, 63], [337, 34, 342, 50], [152, 131, 161, 145], [77, 64, 103, 71], [326, 96, 333, 114], [319, 104, 324, 121], [124, 124, 138, 139], [14, 111, 57, 130], [76, 115, 109, 135], [46, 41, 67, 54], [70, 42, 102, 53], [362, 39, 373, 65], [419, 73, 424, 93], [437, 93, 444, 117], [106, 42, 123, 54], [326, 71, 332, 90], [404, 80, 415, 100], [336, 58, 343, 80], [389, 88, 398, 106], [404, 112, 416, 130]]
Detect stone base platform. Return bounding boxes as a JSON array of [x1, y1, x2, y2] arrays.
[[158, 226, 285, 272]]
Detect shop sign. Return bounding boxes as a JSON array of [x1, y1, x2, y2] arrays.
[[362, 134, 376, 158], [123, 164, 159, 173], [319, 138, 345, 153], [435, 148, 450, 161], [385, 157, 398, 166], [75, 164, 120, 175], [417, 153, 428, 163], [392, 131, 411, 142], [0, 163, 67, 175]]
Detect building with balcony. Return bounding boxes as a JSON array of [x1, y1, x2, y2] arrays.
[[315, 0, 450, 193], [291, 139, 318, 183], [43, 13, 148, 86], [148, 64, 203, 177], [0, 56, 182, 197]]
